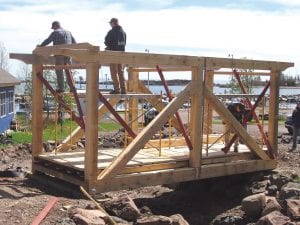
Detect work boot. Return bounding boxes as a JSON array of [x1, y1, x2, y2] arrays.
[[234, 146, 238, 152]]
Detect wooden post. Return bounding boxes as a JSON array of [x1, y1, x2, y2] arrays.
[[85, 62, 99, 188], [189, 65, 204, 170], [127, 68, 139, 135], [32, 64, 43, 158], [268, 69, 280, 157], [203, 69, 214, 134]]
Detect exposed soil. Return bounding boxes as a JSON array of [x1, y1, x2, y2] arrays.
[[0, 123, 299, 225]]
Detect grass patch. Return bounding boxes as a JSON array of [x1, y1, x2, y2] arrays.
[[12, 132, 32, 144], [99, 122, 121, 131]]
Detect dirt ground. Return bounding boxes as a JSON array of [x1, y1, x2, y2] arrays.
[[0, 123, 299, 225]]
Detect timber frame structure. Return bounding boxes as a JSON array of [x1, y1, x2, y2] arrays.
[[11, 43, 293, 193]]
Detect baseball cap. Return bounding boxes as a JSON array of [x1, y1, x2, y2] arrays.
[[51, 21, 60, 29], [109, 18, 118, 23]]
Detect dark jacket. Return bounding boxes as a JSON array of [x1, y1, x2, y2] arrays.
[[292, 107, 300, 128], [227, 103, 245, 123], [41, 28, 76, 46], [104, 25, 126, 51]]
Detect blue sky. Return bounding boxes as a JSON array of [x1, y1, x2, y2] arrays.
[[0, 0, 299, 80]]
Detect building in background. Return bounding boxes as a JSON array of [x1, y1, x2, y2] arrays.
[[0, 69, 21, 133]]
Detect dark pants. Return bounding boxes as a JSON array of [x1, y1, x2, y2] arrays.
[[109, 64, 126, 93], [292, 125, 300, 148], [55, 55, 71, 92]]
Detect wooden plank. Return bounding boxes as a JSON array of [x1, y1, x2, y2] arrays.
[[96, 168, 197, 193], [10, 53, 56, 64], [204, 85, 270, 160], [205, 57, 293, 71], [128, 69, 139, 135], [85, 62, 99, 184], [33, 164, 84, 186], [32, 47, 293, 70], [94, 160, 277, 193], [128, 67, 192, 72], [204, 70, 214, 134], [32, 64, 43, 157], [146, 138, 187, 148], [57, 97, 120, 152], [97, 81, 198, 181], [268, 70, 280, 157], [190, 66, 204, 168], [214, 71, 271, 76]]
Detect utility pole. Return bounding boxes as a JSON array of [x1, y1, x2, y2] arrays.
[[145, 49, 150, 89]]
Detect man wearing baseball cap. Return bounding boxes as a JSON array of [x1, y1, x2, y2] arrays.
[[38, 21, 76, 92], [104, 18, 127, 94]]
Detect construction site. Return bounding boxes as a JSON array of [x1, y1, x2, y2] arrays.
[[10, 42, 294, 195]]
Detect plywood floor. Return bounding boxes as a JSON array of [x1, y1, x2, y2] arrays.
[[37, 143, 253, 172]]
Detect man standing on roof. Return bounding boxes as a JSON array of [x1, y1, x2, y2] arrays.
[[105, 18, 127, 94], [38, 21, 76, 92]]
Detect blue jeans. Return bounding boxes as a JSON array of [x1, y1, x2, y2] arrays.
[[292, 125, 300, 148]]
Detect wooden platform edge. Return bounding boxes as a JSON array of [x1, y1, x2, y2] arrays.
[[93, 159, 277, 193]]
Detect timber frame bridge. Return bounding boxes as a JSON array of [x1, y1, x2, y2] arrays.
[[11, 43, 293, 193]]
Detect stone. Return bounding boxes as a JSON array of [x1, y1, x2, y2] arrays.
[[270, 174, 293, 190], [140, 206, 153, 215], [211, 214, 243, 225], [242, 193, 266, 217], [103, 194, 141, 222], [169, 214, 189, 225], [70, 208, 107, 225], [135, 215, 172, 225], [256, 211, 292, 225], [279, 182, 300, 200], [287, 199, 300, 221], [111, 216, 131, 224], [250, 180, 270, 194], [267, 185, 278, 196], [262, 197, 282, 216]]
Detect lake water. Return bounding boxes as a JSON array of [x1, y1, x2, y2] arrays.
[[16, 82, 300, 96], [77, 84, 300, 96]]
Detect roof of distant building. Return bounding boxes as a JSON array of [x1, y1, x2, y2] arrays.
[[0, 69, 21, 87]]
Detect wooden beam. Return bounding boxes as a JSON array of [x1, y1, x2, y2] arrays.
[[127, 68, 139, 134], [204, 85, 270, 160], [10, 53, 56, 65], [205, 57, 293, 71], [31, 64, 44, 157], [268, 70, 280, 157], [213, 71, 271, 76], [204, 70, 214, 134], [94, 160, 277, 193], [97, 81, 198, 181], [84, 62, 99, 185], [128, 67, 192, 72], [189, 66, 204, 169]]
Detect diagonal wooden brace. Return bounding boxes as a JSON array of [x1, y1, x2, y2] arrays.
[[156, 65, 193, 150], [65, 69, 84, 119], [36, 72, 85, 129], [98, 92, 136, 138], [222, 70, 274, 158]]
